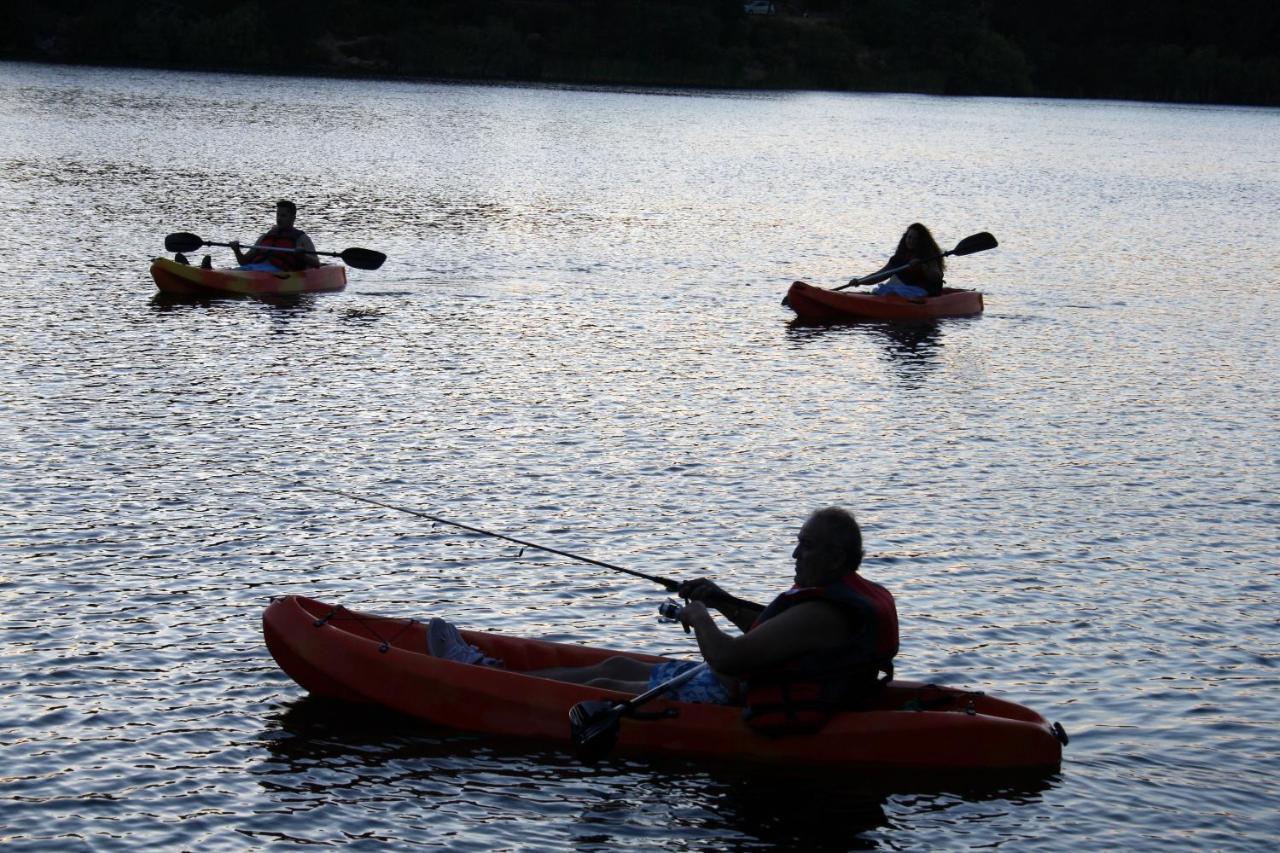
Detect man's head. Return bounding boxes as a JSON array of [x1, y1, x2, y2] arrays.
[[792, 507, 863, 588], [275, 199, 297, 227]]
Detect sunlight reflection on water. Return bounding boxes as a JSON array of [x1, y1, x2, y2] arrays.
[[1, 61, 1278, 849]]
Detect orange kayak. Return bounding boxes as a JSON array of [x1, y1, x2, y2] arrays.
[[149, 257, 347, 297], [264, 595, 1066, 770], [786, 281, 983, 323]]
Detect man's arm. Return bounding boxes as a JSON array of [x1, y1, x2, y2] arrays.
[[232, 230, 273, 266], [296, 233, 320, 268], [680, 599, 849, 677], [678, 578, 762, 633]]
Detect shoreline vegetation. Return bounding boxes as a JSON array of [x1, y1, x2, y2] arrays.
[[4, 0, 1278, 107]]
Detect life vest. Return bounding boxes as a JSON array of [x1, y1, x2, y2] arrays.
[[741, 573, 899, 735], [245, 225, 307, 271]]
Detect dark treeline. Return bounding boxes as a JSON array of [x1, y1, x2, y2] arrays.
[[3, 0, 1278, 106]]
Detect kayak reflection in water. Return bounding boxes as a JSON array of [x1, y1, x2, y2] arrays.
[[854, 223, 946, 298], [429, 508, 900, 728], [228, 199, 320, 272]]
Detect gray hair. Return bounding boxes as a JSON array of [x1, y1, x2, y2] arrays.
[[808, 506, 864, 572]]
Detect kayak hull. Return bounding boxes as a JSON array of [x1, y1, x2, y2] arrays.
[[786, 280, 983, 323], [149, 257, 347, 297], [264, 595, 1064, 770]]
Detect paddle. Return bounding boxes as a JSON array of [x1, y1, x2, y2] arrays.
[[569, 663, 710, 763], [782, 231, 998, 306], [164, 231, 386, 270]]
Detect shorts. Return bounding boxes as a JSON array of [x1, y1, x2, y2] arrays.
[[237, 262, 281, 272], [647, 660, 734, 705], [873, 277, 929, 298]]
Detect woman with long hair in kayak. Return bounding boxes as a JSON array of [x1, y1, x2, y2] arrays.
[[851, 223, 946, 298], [428, 508, 899, 726]]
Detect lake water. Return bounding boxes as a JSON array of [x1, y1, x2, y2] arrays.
[[1, 61, 1277, 849]]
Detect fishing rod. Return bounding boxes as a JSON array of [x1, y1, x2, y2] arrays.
[[298, 483, 684, 592]]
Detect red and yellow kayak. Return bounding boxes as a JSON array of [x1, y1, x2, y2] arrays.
[[149, 257, 347, 297], [264, 595, 1065, 770], [786, 281, 984, 323]]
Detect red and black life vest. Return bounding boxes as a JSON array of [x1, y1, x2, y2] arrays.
[[742, 573, 899, 735], [245, 225, 307, 271]]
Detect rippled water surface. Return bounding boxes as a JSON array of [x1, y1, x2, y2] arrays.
[[2, 62, 1278, 849]]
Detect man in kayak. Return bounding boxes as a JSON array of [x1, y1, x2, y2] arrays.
[[229, 199, 320, 272], [851, 223, 945, 297], [429, 507, 899, 723]]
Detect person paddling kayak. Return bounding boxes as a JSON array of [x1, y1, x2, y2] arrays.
[[851, 223, 946, 297], [429, 507, 899, 729], [229, 199, 320, 272]]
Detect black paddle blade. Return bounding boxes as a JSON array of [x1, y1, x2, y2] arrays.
[[164, 232, 204, 253], [569, 700, 622, 763], [339, 247, 386, 270], [951, 232, 998, 256]]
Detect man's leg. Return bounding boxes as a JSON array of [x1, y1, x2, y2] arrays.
[[526, 655, 657, 684]]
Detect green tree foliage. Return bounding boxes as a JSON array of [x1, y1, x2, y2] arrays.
[[0, 0, 1275, 105]]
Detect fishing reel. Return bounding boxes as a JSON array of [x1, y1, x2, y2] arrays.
[[657, 599, 691, 633]]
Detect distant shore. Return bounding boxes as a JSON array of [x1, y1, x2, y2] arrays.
[[4, 0, 1277, 107]]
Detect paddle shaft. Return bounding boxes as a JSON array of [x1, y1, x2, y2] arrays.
[[784, 255, 926, 307], [164, 232, 386, 270], [835, 250, 958, 293], [620, 662, 709, 711], [570, 662, 711, 758], [838, 258, 920, 292], [208, 239, 327, 259]]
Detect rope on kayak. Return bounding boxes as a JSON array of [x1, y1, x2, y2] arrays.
[[313, 604, 420, 654], [314, 606, 342, 627]]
